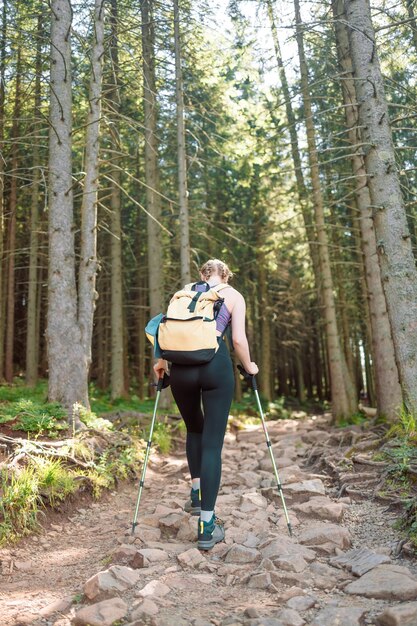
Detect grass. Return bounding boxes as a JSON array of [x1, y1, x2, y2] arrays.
[[0, 378, 179, 545], [375, 407, 417, 549]]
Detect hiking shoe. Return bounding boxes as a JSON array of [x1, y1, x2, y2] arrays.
[[197, 514, 225, 550], [184, 487, 201, 516]]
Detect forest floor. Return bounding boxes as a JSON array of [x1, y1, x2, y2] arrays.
[[1, 412, 417, 626]]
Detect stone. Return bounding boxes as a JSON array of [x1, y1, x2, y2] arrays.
[[345, 564, 417, 600], [39, 596, 73, 617], [176, 516, 197, 541], [243, 532, 262, 548], [283, 480, 326, 502], [73, 598, 128, 626], [240, 470, 262, 488], [298, 524, 351, 553], [244, 617, 284, 626], [14, 560, 33, 571], [159, 512, 187, 536], [111, 545, 145, 569], [310, 606, 366, 626], [273, 555, 307, 573], [84, 565, 141, 600], [330, 547, 391, 576], [137, 579, 171, 598], [135, 525, 161, 543], [224, 544, 261, 564], [275, 608, 305, 626], [286, 596, 316, 612], [244, 607, 260, 618], [376, 601, 417, 626], [138, 548, 169, 563], [177, 547, 206, 568], [260, 538, 316, 563], [247, 572, 273, 589], [270, 570, 306, 588], [292, 497, 345, 522], [240, 492, 268, 512], [130, 598, 159, 620]]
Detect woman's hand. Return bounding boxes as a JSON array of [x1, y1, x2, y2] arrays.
[[153, 359, 168, 379], [246, 361, 259, 376]]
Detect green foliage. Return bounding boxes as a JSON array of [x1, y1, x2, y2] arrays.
[[75, 403, 113, 431], [337, 413, 367, 428], [376, 409, 417, 548], [0, 398, 67, 437]]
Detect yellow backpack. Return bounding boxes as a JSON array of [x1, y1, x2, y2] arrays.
[[158, 282, 229, 365]]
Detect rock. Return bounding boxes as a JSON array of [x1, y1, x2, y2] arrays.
[[275, 608, 305, 626], [130, 598, 159, 620], [286, 596, 316, 611], [84, 565, 141, 600], [240, 470, 262, 488], [177, 547, 206, 568], [247, 572, 274, 590], [310, 606, 366, 626], [244, 607, 260, 618], [298, 524, 351, 553], [73, 598, 128, 626], [193, 620, 213, 626], [260, 538, 316, 563], [330, 547, 391, 576], [224, 544, 260, 564], [111, 545, 145, 569], [244, 617, 284, 626], [137, 579, 171, 598], [39, 596, 73, 617], [138, 548, 169, 563], [135, 525, 161, 543], [273, 555, 307, 573], [345, 564, 417, 600], [176, 516, 197, 541], [240, 492, 268, 512], [292, 496, 345, 522], [270, 570, 306, 588], [159, 512, 187, 536], [243, 532, 262, 548], [283, 479, 326, 502], [14, 560, 33, 571], [376, 601, 417, 625]]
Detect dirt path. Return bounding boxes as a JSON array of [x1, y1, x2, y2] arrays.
[[1, 414, 416, 626]]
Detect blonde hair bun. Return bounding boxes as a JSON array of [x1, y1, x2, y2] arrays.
[[199, 259, 233, 282]]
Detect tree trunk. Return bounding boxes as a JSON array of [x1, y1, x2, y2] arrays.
[[346, 0, 417, 415], [173, 0, 191, 284], [265, 0, 320, 283], [108, 0, 127, 399], [0, 0, 6, 381], [405, 0, 417, 55], [78, 0, 105, 390], [259, 262, 271, 400], [294, 0, 356, 419], [48, 0, 89, 413], [140, 0, 163, 317], [333, 0, 402, 419], [26, 12, 43, 386], [5, 47, 22, 383]]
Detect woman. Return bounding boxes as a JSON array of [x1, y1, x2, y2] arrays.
[[154, 259, 258, 550]]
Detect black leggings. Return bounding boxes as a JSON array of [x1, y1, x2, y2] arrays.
[[170, 340, 234, 511]]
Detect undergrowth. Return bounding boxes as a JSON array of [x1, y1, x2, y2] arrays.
[[0, 379, 181, 546], [377, 408, 417, 548]]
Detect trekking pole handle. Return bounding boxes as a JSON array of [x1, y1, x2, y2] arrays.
[[237, 364, 258, 391], [155, 373, 168, 392]]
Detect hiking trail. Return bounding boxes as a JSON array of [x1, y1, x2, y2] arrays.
[[1, 413, 416, 626]]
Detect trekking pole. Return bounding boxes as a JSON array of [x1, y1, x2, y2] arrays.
[[238, 365, 292, 537], [131, 374, 166, 535]]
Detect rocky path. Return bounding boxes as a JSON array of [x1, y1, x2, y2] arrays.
[[1, 414, 417, 626]]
